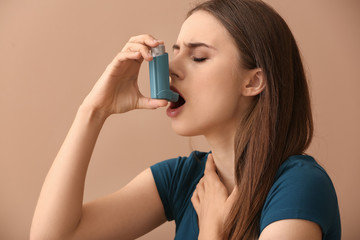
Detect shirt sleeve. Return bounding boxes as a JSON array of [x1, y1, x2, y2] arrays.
[[150, 157, 179, 221], [259, 158, 341, 239], [150, 151, 208, 222]]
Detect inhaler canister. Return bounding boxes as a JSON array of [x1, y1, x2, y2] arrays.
[[149, 45, 179, 102]]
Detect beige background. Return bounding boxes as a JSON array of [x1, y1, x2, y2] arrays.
[[0, 0, 359, 239]]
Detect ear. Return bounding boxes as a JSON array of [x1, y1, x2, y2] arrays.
[[241, 68, 266, 96]]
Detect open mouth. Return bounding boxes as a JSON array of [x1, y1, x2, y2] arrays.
[[169, 86, 186, 109]]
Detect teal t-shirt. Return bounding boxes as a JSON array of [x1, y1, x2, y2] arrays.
[[150, 151, 341, 239]]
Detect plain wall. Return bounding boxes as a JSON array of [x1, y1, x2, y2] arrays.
[[0, 0, 359, 239]]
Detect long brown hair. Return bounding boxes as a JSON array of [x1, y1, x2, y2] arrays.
[[188, 0, 313, 239]]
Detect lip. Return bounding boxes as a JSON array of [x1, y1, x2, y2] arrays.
[[166, 104, 184, 118]]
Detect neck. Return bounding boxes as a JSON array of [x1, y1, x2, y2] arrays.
[[205, 130, 236, 194]]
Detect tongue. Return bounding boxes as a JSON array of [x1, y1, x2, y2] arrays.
[[170, 95, 185, 109]]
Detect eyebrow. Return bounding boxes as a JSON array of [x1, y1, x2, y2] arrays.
[[172, 42, 216, 51]]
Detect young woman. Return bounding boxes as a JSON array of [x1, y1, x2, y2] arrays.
[[31, 0, 341, 239]]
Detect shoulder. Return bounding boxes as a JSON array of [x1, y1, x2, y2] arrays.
[[150, 151, 208, 181], [260, 155, 341, 239], [271, 155, 337, 200], [275, 155, 331, 181], [269, 155, 338, 205], [150, 151, 209, 221]]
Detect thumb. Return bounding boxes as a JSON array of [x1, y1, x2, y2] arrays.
[[137, 97, 168, 109], [224, 186, 238, 217], [227, 186, 238, 204], [205, 153, 216, 173]]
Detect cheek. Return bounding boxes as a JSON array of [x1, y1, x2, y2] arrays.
[[179, 82, 240, 135], [197, 65, 241, 114], [198, 93, 240, 125], [170, 60, 243, 136]]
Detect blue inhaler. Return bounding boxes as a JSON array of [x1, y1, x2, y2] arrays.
[[149, 45, 179, 102]]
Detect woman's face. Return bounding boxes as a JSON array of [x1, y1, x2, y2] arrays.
[[168, 10, 253, 138]]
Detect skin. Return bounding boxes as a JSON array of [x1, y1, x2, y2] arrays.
[[30, 10, 322, 240], [169, 10, 256, 194]]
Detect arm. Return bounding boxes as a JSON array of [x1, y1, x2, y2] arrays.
[[259, 219, 322, 240], [30, 34, 168, 240], [75, 167, 167, 240]]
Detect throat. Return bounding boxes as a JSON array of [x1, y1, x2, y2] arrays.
[[210, 151, 236, 195], [218, 173, 236, 195]]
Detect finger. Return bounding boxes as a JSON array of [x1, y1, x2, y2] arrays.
[[136, 97, 168, 110], [227, 186, 238, 205], [128, 34, 164, 48], [203, 154, 227, 191], [224, 187, 238, 217], [121, 42, 153, 61], [196, 179, 205, 200], [109, 51, 143, 68], [191, 190, 200, 213], [115, 51, 142, 61], [204, 154, 217, 174]]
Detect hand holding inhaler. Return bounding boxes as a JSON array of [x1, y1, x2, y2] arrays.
[[149, 45, 179, 102], [82, 35, 169, 117]]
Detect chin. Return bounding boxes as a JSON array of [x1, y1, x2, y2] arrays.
[[170, 121, 202, 137]]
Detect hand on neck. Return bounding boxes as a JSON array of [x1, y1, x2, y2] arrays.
[[205, 132, 236, 195]]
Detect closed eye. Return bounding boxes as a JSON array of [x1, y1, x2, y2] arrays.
[[193, 57, 207, 62]]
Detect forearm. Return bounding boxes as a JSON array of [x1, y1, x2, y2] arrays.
[[198, 225, 222, 240], [31, 105, 106, 239], [198, 215, 223, 240], [199, 233, 222, 240]]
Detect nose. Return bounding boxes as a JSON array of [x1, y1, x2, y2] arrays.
[[169, 56, 184, 82]]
